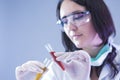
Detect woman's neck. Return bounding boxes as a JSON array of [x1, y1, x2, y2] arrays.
[[83, 44, 104, 58], [91, 67, 98, 80]]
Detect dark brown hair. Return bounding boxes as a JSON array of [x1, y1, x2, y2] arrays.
[[56, 0, 118, 78]]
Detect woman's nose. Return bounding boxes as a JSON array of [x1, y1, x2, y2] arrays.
[[67, 22, 78, 31]]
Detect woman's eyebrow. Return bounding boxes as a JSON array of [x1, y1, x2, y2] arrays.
[[61, 10, 83, 19]]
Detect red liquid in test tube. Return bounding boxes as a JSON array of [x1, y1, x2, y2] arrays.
[[45, 44, 65, 71]]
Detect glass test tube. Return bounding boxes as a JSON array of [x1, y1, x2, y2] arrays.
[[45, 43, 65, 70]]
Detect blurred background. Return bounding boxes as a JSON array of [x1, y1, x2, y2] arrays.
[[0, 0, 120, 80]]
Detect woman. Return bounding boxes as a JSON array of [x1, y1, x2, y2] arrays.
[[16, 0, 120, 80]]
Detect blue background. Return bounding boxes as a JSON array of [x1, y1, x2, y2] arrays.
[[0, 0, 120, 80]]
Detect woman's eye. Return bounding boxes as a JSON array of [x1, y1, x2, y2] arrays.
[[73, 13, 84, 20], [62, 18, 68, 25]]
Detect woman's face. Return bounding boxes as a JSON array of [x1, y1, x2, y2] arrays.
[[60, 0, 102, 49]]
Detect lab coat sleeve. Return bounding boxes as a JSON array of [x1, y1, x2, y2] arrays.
[[114, 47, 120, 80]]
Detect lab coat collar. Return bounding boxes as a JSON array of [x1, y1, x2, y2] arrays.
[[99, 64, 110, 80], [91, 44, 112, 66]]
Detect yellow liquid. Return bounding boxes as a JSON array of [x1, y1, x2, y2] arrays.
[[35, 67, 47, 80]]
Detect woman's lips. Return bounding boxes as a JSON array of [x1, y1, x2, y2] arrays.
[[72, 34, 83, 40]]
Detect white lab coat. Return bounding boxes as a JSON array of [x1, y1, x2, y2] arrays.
[[41, 44, 120, 80]]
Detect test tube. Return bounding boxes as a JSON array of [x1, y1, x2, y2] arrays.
[[35, 58, 50, 80], [45, 43, 65, 70]]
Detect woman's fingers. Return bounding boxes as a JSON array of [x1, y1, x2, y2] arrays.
[[54, 52, 66, 57], [16, 61, 46, 74], [55, 52, 70, 62], [27, 61, 46, 68], [54, 50, 90, 64], [74, 50, 91, 63]]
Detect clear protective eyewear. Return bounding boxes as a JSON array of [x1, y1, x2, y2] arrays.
[[57, 11, 90, 28]]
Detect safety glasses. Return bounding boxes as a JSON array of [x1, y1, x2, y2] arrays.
[[57, 10, 90, 28]]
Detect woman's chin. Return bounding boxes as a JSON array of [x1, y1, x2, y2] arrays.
[[74, 41, 82, 48]]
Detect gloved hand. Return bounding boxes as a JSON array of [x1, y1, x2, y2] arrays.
[[15, 61, 47, 80], [54, 50, 91, 80]]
